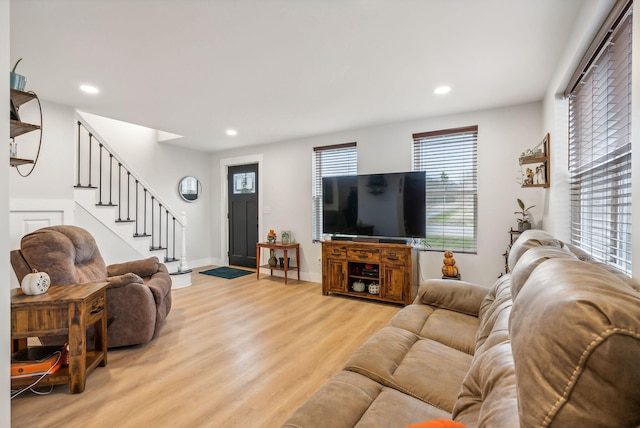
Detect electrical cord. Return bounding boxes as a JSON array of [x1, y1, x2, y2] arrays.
[[10, 351, 62, 399]]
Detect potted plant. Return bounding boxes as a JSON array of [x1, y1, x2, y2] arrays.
[[10, 58, 26, 91], [515, 198, 535, 232]]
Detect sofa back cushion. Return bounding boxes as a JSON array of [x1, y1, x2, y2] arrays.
[[510, 246, 576, 299], [453, 275, 519, 427], [17, 225, 107, 285], [510, 258, 640, 427], [507, 229, 564, 272]]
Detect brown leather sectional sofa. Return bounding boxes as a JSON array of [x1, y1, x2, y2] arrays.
[[283, 230, 640, 427]]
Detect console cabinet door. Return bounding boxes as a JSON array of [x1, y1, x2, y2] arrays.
[[381, 264, 405, 302], [324, 259, 346, 293]]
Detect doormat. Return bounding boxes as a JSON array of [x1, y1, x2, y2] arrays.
[[199, 267, 253, 279]]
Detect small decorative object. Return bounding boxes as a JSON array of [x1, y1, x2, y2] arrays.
[[268, 249, 277, 267], [281, 230, 291, 245], [442, 251, 460, 278], [278, 257, 290, 268], [267, 229, 277, 243], [515, 198, 535, 232], [10, 58, 26, 91], [523, 168, 534, 185], [21, 269, 51, 295], [352, 280, 366, 292], [9, 139, 17, 158], [368, 282, 380, 295]]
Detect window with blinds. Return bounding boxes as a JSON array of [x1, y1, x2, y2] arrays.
[[312, 143, 357, 242], [568, 3, 632, 274], [412, 126, 478, 253]]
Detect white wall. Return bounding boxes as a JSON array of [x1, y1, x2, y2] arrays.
[[10, 99, 76, 199], [543, 0, 640, 280], [2, 0, 11, 422], [210, 101, 543, 287]]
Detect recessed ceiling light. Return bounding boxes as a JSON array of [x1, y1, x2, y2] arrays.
[[80, 84, 99, 94], [434, 85, 451, 95], [226, 129, 238, 136]]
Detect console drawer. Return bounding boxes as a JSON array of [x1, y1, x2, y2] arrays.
[[382, 249, 407, 265], [86, 293, 106, 323], [323, 245, 347, 259], [347, 248, 380, 263]]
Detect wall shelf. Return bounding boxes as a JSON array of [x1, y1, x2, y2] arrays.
[[519, 133, 550, 188], [9, 89, 42, 171]]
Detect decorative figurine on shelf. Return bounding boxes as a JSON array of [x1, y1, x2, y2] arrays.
[[268, 249, 277, 267], [267, 229, 277, 243], [524, 168, 534, 185], [442, 250, 460, 279]]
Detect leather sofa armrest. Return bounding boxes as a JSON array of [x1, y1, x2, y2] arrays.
[[106, 272, 144, 289], [415, 279, 489, 317], [107, 257, 160, 277], [10, 249, 31, 283], [146, 269, 172, 306]]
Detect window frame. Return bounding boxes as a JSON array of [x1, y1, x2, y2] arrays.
[[412, 125, 478, 254], [567, 2, 633, 274], [311, 142, 357, 242]]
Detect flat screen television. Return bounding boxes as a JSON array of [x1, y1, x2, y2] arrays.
[[322, 171, 426, 240]]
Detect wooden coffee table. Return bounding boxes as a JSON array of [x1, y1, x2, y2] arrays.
[[10, 281, 109, 394]]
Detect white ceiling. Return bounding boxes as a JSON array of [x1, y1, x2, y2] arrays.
[[10, 0, 587, 152]]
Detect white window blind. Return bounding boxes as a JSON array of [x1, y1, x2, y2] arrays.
[[312, 143, 357, 242], [568, 4, 632, 274], [412, 126, 478, 253]]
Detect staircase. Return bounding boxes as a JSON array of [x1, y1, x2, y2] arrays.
[[73, 119, 192, 288]]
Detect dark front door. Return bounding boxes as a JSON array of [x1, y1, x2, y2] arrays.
[[228, 164, 259, 268]]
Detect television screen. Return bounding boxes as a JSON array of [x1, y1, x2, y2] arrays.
[[322, 171, 426, 239]]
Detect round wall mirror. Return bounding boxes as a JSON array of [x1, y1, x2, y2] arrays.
[[178, 176, 202, 202]]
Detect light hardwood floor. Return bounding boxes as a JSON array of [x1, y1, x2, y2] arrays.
[[11, 267, 401, 427]]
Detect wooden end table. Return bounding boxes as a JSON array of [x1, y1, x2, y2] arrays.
[[256, 242, 300, 284], [11, 281, 109, 394]]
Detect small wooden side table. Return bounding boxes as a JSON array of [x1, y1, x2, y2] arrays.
[[10, 281, 109, 394], [256, 242, 300, 285]]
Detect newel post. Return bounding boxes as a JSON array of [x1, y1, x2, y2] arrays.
[[178, 211, 190, 272]]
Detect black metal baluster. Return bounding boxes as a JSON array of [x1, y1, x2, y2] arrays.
[[88, 133, 94, 188], [165, 209, 169, 261], [143, 189, 148, 236], [97, 143, 103, 205], [172, 216, 176, 261], [150, 196, 155, 248], [76, 121, 82, 186], [134, 180, 140, 236], [117, 163, 122, 220], [158, 203, 163, 251], [127, 172, 131, 220], [108, 153, 114, 205]]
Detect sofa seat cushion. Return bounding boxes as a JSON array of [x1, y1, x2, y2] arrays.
[[388, 305, 478, 355], [281, 370, 450, 428], [511, 258, 640, 427], [453, 342, 518, 428], [344, 327, 473, 413]]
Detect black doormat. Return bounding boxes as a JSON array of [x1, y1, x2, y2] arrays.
[[199, 267, 253, 279]]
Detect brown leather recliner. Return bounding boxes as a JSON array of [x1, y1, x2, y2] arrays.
[[10, 225, 172, 348]]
